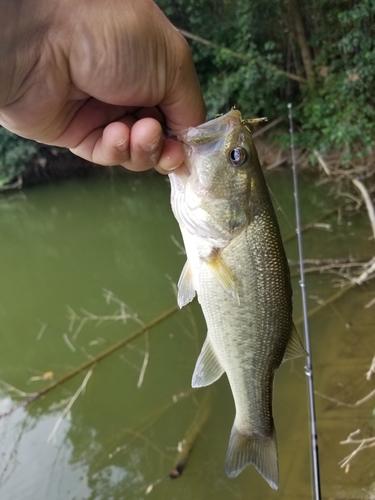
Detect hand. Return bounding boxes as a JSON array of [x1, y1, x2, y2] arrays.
[[0, 0, 205, 173]]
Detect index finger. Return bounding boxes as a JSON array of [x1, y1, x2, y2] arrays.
[[159, 33, 206, 133]]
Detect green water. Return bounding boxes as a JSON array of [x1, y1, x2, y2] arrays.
[[0, 170, 374, 500]]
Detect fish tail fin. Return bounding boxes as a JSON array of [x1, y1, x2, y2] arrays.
[[225, 424, 279, 490]]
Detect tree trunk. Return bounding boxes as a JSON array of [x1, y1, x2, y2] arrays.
[[288, 0, 314, 89]]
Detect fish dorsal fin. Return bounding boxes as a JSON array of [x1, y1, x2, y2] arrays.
[[192, 336, 225, 388], [177, 260, 196, 308], [205, 252, 239, 304], [283, 325, 308, 362]]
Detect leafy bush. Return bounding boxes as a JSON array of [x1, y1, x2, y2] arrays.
[[299, 0, 375, 161], [0, 127, 38, 186], [158, 0, 375, 162]]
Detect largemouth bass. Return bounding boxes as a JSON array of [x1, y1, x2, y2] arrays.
[[169, 109, 306, 490]]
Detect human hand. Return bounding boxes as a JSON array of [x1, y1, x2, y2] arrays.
[[0, 0, 205, 173]]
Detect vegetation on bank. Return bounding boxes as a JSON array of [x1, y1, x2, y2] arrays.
[[159, 0, 375, 164], [0, 0, 374, 187], [0, 128, 38, 187]]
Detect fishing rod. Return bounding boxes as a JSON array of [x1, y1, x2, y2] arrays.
[[288, 103, 322, 500]]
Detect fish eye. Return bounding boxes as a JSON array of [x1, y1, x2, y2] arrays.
[[228, 147, 247, 167]]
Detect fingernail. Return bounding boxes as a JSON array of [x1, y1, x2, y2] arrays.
[[140, 133, 162, 153], [115, 138, 128, 152], [157, 156, 184, 173]]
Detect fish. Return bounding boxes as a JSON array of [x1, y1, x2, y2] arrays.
[[168, 109, 306, 490]]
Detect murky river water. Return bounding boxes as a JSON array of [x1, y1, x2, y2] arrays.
[[0, 168, 374, 500]]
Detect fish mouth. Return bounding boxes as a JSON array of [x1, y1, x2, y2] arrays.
[[168, 109, 244, 177], [175, 108, 243, 147]]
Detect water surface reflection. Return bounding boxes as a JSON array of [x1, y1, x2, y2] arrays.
[[0, 171, 374, 499]]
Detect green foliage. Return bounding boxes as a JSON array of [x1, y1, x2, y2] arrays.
[[299, 0, 375, 161], [158, 0, 289, 118], [158, 0, 375, 162], [0, 127, 37, 186]]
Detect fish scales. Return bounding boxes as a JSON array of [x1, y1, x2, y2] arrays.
[[169, 109, 306, 490]]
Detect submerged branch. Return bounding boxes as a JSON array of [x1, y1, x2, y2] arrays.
[[146, 391, 212, 494], [339, 430, 375, 471], [47, 367, 95, 443], [289, 258, 369, 278], [0, 305, 179, 419], [366, 355, 375, 381], [283, 205, 341, 243], [168, 390, 211, 479], [315, 387, 375, 409], [294, 283, 356, 327]]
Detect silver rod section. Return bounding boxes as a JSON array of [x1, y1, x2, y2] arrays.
[[288, 103, 322, 500]]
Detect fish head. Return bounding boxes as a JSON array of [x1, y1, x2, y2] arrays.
[[170, 109, 261, 241]]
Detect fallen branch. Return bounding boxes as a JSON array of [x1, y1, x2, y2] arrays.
[[178, 28, 307, 85], [0, 305, 179, 419], [352, 178, 375, 241], [0, 176, 22, 191]]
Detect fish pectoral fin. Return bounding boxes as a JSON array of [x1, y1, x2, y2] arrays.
[[191, 336, 225, 388], [177, 260, 196, 308], [283, 325, 309, 362], [205, 252, 239, 304], [225, 424, 279, 490]]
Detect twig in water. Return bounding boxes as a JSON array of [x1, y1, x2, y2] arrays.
[[283, 205, 342, 243], [294, 283, 357, 327], [0, 305, 179, 419], [168, 390, 211, 479], [364, 296, 375, 309], [352, 178, 375, 241], [366, 355, 375, 381], [137, 331, 150, 389], [145, 391, 211, 494], [289, 258, 369, 279], [339, 429, 375, 471], [0, 380, 30, 398], [314, 150, 331, 176], [315, 388, 375, 408], [36, 323, 47, 341], [170, 235, 186, 255], [68, 289, 144, 341], [63, 332, 76, 352], [47, 367, 95, 444]]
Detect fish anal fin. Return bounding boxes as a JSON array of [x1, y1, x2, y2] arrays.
[[177, 260, 196, 308], [192, 336, 224, 388], [283, 325, 309, 362], [225, 425, 279, 490], [205, 251, 239, 304]]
